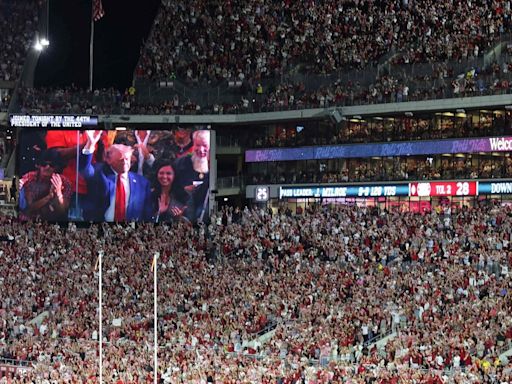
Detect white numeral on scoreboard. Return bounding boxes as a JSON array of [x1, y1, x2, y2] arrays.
[[456, 182, 469, 195]]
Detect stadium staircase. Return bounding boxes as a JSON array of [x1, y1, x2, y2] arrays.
[[242, 319, 279, 351], [241, 318, 399, 365], [483, 32, 512, 69], [499, 344, 512, 365], [28, 310, 49, 329], [365, 329, 396, 350]]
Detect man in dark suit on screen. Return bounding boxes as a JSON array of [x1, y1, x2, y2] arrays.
[[79, 130, 152, 222]]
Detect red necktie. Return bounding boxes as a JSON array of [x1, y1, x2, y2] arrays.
[[114, 175, 126, 221]]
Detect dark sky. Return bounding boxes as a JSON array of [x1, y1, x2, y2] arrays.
[[34, 0, 160, 90]]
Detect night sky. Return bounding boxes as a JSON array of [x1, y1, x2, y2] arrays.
[[34, 0, 160, 90]]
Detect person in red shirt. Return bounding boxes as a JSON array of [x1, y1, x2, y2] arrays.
[[20, 149, 73, 221], [46, 129, 111, 219]]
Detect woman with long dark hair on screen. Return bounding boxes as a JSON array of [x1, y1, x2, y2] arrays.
[[151, 160, 188, 223]]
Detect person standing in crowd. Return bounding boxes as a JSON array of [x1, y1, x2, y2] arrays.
[[113, 129, 156, 176], [46, 129, 111, 219], [172, 128, 193, 158], [114, 129, 183, 174], [79, 131, 152, 222], [173, 129, 210, 223], [20, 148, 72, 221]]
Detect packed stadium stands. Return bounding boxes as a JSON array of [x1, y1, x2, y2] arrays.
[[136, 0, 511, 82], [3, 0, 512, 383], [3, 0, 512, 116], [0, 0, 39, 83], [248, 157, 512, 185], [240, 111, 511, 148], [14, 66, 512, 115], [1, 204, 512, 382], [0, 0, 40, 116]]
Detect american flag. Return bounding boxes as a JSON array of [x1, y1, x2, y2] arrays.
[[92, 0, 105, 21]]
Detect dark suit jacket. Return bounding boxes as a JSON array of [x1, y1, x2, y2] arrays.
[[79, 153, 153, 222], [173, 155, 209, 223]]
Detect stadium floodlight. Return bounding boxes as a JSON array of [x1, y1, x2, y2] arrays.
[[34, 41, 44, 51], [40, 38, 50, 47]]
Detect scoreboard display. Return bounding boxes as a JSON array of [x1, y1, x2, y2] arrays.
[[409, 181, 478, 197], [279, 180, 512, 199]]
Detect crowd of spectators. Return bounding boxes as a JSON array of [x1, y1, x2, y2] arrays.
[[248, 113, 510, 150], [17, 87, 129, 116], [1, 202, 512, 382], [4, 0, 512, 117], [12, 1, 512, 116], [136, 0, 512, 85], [0, 91, 11, 112], [0, 0, 40, 115], [248, 154, 512, 185], [16, 63, 512, 117], [0, 0, 40, 83]]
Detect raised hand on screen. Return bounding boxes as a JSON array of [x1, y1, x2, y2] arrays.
[[158, 194, 170, 214], [84, 130, 103, 149], [170, 205, 187, 217], [134, 143, 152, 160], [50, 173, 63, 196], [184, 181, 203, 193]]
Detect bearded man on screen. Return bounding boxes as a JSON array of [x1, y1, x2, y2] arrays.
[[173, 129, 210, 223]]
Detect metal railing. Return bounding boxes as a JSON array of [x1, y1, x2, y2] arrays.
[[127, 43, 512, 113], [217, 136, 241, 148], [12, 67, 512, 116], [497, 341, 512, 358], [363, 328, 395, 348], [217, 176, 242, 190], [249, 319, 279, 339], [0, 358, 32, 368]]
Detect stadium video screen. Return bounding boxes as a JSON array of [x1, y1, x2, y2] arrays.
[[17, 127, 211, 224]]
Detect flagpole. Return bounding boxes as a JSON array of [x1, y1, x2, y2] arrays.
[[98, 250, 103, 383], [153, 252, 159, 384], [74, 130, 80, 219], [91, 0, 104, 91], [89, 12, 94, 91]]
